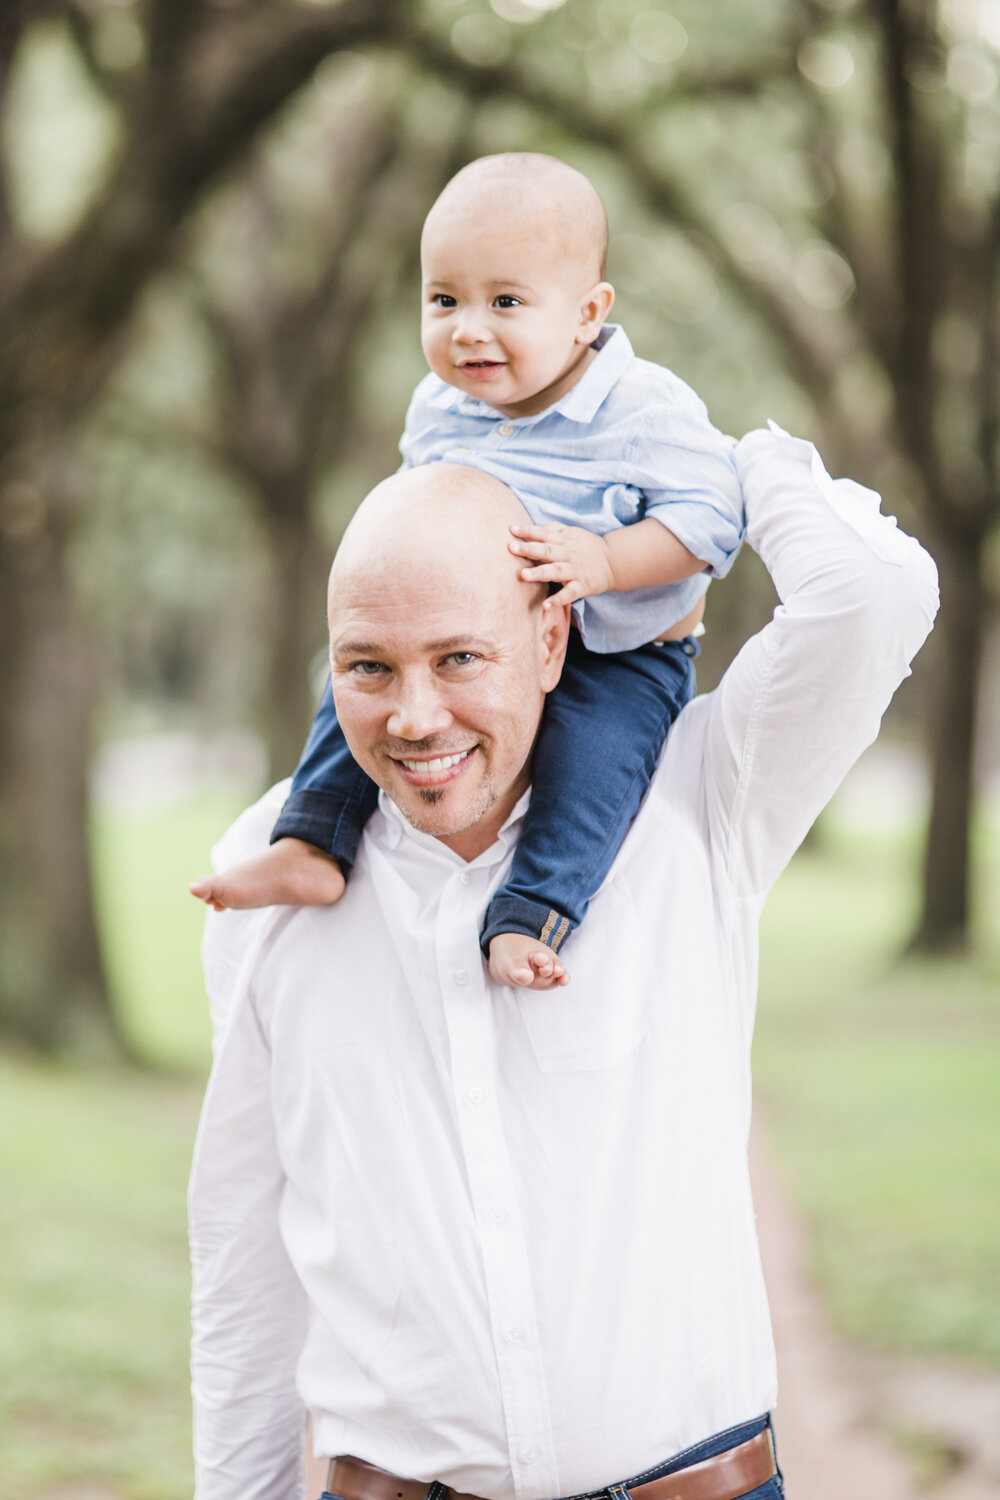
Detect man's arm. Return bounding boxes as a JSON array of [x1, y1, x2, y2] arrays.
[[696, 425, 938, 901], [190, 900, 309, 1500]]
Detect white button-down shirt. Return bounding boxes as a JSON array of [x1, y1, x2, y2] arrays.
[[189, 428, 938, 1500]]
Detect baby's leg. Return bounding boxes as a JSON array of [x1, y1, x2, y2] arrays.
[[190, 680, 379, 911], [483, 630, 696, 988]]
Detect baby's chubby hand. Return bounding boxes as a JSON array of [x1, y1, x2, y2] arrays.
[[508, 521, 615, 607]]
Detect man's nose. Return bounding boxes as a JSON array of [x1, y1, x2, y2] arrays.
[[386, 674, 452, 741]]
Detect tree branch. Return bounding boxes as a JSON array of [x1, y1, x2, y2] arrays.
[[2, 0, 407, 432]]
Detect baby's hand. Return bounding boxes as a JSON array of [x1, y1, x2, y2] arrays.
[[508, 522, 615, 607], [189, 838, 346, 912], [488, 931, 570, 990]]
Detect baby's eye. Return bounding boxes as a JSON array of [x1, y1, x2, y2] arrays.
[[432, 294, 457, 308], [494, 295, 521, 309]]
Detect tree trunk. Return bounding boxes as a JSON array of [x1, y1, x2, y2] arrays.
[[258, 491, 330, 785], [0, 465, 122, 1053], [910, 528, 986, 953]]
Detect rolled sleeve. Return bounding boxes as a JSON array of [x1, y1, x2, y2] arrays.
[[633, 409, 745, 578]]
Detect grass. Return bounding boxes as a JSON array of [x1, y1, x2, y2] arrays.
[[0, 1055, 203, 1500], [754, 808, 1000, 1365], [1, 775, 998, 1497]]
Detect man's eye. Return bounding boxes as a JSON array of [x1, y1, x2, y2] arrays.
[[444, 652, 477, 667], [432, 294, 457, 308], [351, 661, 386, 676], [495, 295, 521, 309]]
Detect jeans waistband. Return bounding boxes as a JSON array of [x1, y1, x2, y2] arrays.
[[555, 1414, 772, 1500]]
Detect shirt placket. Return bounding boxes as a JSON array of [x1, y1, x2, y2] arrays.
[[435, 866, 560, 1500]]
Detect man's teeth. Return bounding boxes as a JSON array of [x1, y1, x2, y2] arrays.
[[400, 751, 471, 773]]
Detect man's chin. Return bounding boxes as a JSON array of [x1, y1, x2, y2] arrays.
[[388, 779, 498, 840]]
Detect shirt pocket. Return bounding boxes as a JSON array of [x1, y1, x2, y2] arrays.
[[513, 876, 661, 1072]]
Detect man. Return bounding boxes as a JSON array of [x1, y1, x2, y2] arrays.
[[190, 434, 937, 1500]]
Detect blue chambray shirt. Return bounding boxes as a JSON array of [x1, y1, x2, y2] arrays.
[[399, 324, 744, 654]]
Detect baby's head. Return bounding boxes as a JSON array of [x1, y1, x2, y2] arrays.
[[420, 153, 615, 420]]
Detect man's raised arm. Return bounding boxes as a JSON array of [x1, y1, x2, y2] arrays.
[[698, 424, 939, 902]]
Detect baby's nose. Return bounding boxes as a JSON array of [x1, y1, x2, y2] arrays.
[[453, 309, 490, 343]]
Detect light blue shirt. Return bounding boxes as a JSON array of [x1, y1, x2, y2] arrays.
[[399, 325, 744, 653]]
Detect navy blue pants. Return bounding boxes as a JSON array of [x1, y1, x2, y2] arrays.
[[271, 630, 697, 955]]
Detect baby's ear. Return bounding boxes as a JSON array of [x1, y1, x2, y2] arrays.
[[578, 281, 615, 340]]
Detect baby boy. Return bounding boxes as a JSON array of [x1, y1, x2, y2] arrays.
[[190, 153, 744, 990]]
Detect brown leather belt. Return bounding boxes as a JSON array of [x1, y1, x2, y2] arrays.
[[327, 1431, 776, 1500]]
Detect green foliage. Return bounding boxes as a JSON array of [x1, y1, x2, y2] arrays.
[[91, 790, 251, 1074], [0, 1056, 201, 1500], [756, 808, 1000, 1363]]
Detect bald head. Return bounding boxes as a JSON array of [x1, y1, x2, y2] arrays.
[[328, 465, 569, 859], [423, 153, 609, 282], [330, 463, 541, 618]]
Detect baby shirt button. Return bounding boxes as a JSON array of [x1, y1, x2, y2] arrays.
[[498, 423, 514, 436]]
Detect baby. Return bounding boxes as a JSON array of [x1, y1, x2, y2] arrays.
[[191, 153, 744, 989]]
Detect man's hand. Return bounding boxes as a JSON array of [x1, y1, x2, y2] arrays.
[[508, 522, 615, 607]]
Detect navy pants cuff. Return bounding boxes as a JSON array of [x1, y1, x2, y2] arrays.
[[480, 897, 575, 958], [270, 789, 362, 873]]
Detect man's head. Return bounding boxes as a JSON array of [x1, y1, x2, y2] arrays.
[[420, 153, 615, 420], [328, 464, 570, 860]]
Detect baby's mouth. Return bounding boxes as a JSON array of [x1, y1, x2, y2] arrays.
[[459, 360, 505, 377]]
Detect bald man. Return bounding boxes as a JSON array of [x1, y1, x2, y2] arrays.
[[191, 151, 742, 991], [190, 444, 937, 1500]]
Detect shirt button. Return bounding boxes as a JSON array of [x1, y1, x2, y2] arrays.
[[506, 1325, 525, 1344], [489, 1207, 507, 1225], [452, 446, 470, 455], [498, 423, 514, 436], [520, 1451, 540, 1466], [468, 1086, 485, 1104], [459, 870, 471, 885], [453, 968, 469, 986]]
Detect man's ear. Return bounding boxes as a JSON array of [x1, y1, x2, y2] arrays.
[[577, 281, 615, 344], [538, 601, 572, 693]]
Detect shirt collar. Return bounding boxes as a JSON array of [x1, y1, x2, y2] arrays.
[[373, 786, 530, 868], [425, 324, 633, 425]]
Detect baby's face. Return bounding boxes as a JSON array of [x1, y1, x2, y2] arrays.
[[420, 204, 608, 420]]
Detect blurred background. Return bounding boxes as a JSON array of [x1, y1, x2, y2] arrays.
[[0, 0, 998, 1495]]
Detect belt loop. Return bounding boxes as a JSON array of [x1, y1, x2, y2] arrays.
[[426, 1483, 448, 1500], [607, 1484, 631, 1500]]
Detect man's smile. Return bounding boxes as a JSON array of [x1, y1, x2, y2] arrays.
[[390, 746, 478, 785]]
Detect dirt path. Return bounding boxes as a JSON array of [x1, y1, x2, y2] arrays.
[[751, 1120, 1000, 1499]]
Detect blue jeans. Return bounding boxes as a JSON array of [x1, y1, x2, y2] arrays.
[[272, 631, 696, 952], [318, 1413, 783, 1500]]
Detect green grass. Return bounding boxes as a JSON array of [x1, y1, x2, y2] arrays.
[[0, 1055, 203, 1499], [91, 789, 250, 1074], [2, 785, 998, 1498], [0, 791, 242, 1499], [754, 811, 1000, 1365]]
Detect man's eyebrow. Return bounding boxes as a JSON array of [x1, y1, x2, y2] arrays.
[[331, 640, 384, 659], [331, 636, 495, 658], [428, 636, 495, 653]]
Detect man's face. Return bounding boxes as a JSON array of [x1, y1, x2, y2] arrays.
[[420, 201, 602, 420], [329, 554, 565, 859]]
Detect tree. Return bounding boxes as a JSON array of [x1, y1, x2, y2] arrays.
[[0, 0, 404, 1051]]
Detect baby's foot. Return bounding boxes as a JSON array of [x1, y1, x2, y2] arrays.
[[189, 838, 346, 912], [488, 931, 570, 990]]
